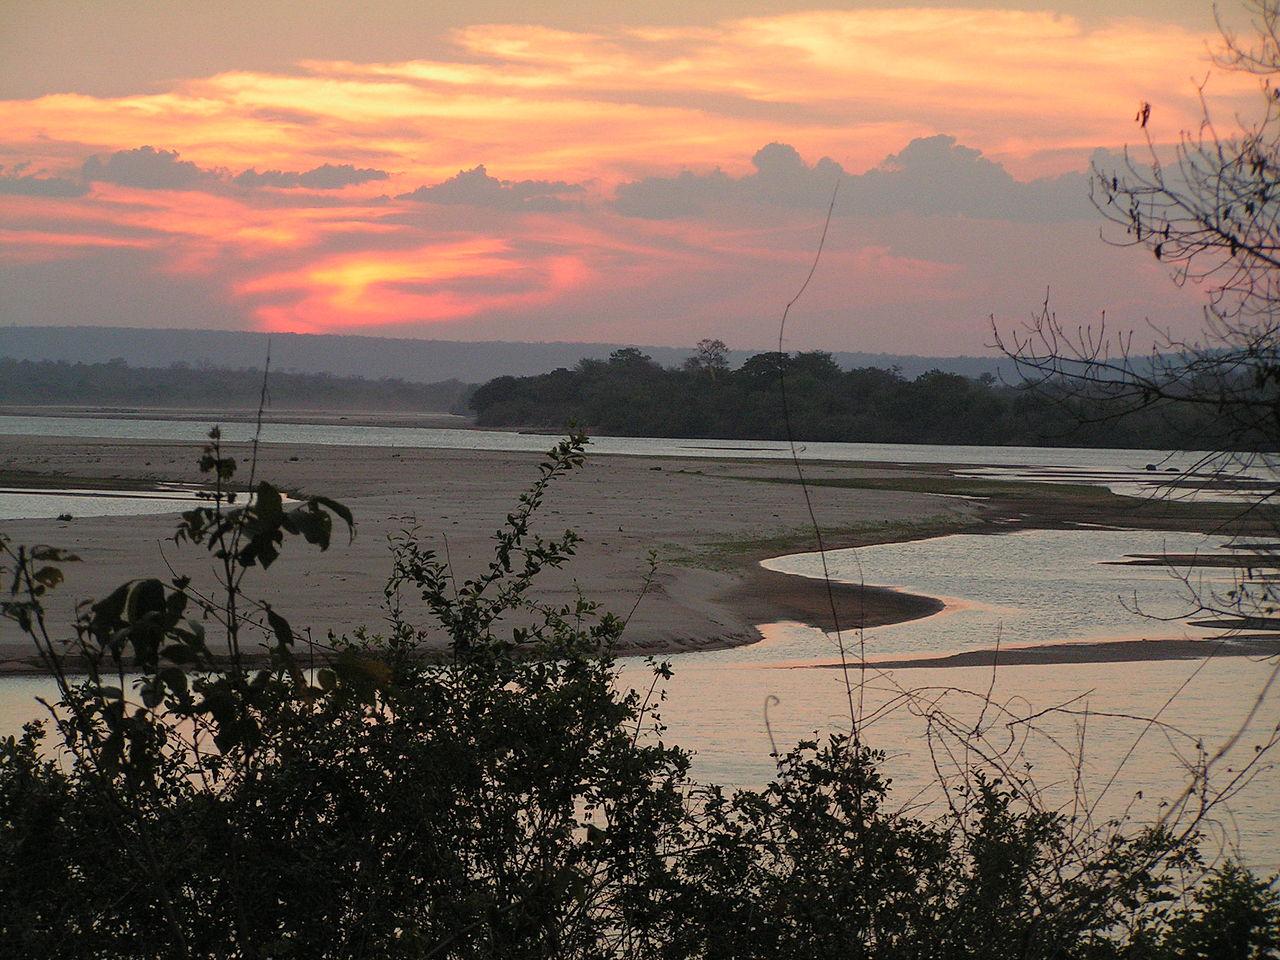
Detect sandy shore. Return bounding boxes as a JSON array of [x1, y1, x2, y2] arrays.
[[0, 433, 973, 672], [6, 427, 1276, 674], [834, 635, 1280, 670]]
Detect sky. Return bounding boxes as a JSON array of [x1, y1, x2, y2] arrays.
[[0, 1, 1263, 354]]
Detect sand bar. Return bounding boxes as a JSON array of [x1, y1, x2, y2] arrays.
[[0, 433, 973, 672], [3, 430, 1274, 674], [820, 636, 1280, 670]]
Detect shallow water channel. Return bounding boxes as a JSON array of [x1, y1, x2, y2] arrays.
[[3, 525, 1276, 869], [0, 485, 206, 521]]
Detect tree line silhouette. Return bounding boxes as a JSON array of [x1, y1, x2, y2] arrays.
[[470, 345, 1255, 450], [0, 357, 474, 414]]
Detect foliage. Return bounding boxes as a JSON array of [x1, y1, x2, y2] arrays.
[[1161, 860, 1280, 959], [0, 356, 476, 414], [997, 0, 1280, 455], [1, 431, 1277, 957], [682, 338, 730, 378], [995, 0, 1280, 634], [468, 348, 1247, 450]]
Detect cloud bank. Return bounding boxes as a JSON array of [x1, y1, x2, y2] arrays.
[[0, 165, 87, 198], [82, 146, 215, 191], [615, 137, 1092, 222], [80, 146, 389, 194], [397, 165, 583, 211], [234, 163, 389, 190]]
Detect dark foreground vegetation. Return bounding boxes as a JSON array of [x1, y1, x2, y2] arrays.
[[469, 345, 1260, 450], [2, 433, 1277, 958], [0, 357, 475, 414]]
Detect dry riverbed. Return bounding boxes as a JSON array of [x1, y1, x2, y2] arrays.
[[1, 432, 1273, 673]]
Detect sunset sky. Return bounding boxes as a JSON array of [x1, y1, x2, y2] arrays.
[[0, 1, 1260, 354]]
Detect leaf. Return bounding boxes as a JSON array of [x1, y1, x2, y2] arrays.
[[126, 579, 168, 622], [254, 481, 284, 524], [310, 495, 355, 540], [157, 666, 188, 695], [164, 580, 188, 609], [140, 681, 164, 709], [285, 506, 332, 551], [266, 607, 294, 647], [91, 583, 131, 627], [32, 566, 63, 589], [30, 546, 79, 563]]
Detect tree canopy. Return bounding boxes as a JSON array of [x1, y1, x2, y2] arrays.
[[469, 348, 1258, 450], [0, 357, 475, 414]]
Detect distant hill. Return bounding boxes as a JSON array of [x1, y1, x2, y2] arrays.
[[0, 326, 1009, 383]]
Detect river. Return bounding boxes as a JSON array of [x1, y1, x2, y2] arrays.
[[1, 415, 1277, 868]]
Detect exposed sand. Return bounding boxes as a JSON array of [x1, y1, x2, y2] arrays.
[[0, 434, 972, 672], [6, 430, 1276, 674], [837, 636, 1280, 670]]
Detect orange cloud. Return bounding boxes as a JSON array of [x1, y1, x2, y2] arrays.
[[239, 239, 591, 331], [1, 8, 1253, 184]]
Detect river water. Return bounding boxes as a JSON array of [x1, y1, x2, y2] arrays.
[[754, 529, 1241, 660], [2, 416, 1278, 868], [0, 485, 206, 521], [0, 412, 1242, 467], [634, 528, 1280, 868]]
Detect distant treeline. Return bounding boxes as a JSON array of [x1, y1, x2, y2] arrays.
[[0, 358, 476, 414], [469, 348, 1247, 450]]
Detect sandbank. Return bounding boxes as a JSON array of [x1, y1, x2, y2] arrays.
[[0, 433, 970, 672], [2, 427, 1273, 674], [840, 635, 1280, 670]]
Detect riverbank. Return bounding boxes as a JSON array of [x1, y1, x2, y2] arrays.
[[3, 430, 1272, 674], [0, 433, 975, 672]]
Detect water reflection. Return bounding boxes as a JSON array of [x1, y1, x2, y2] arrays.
[[0, 485, 206, 520], [750, 529, 1246, 661], [617, 653, 1280, 869]]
